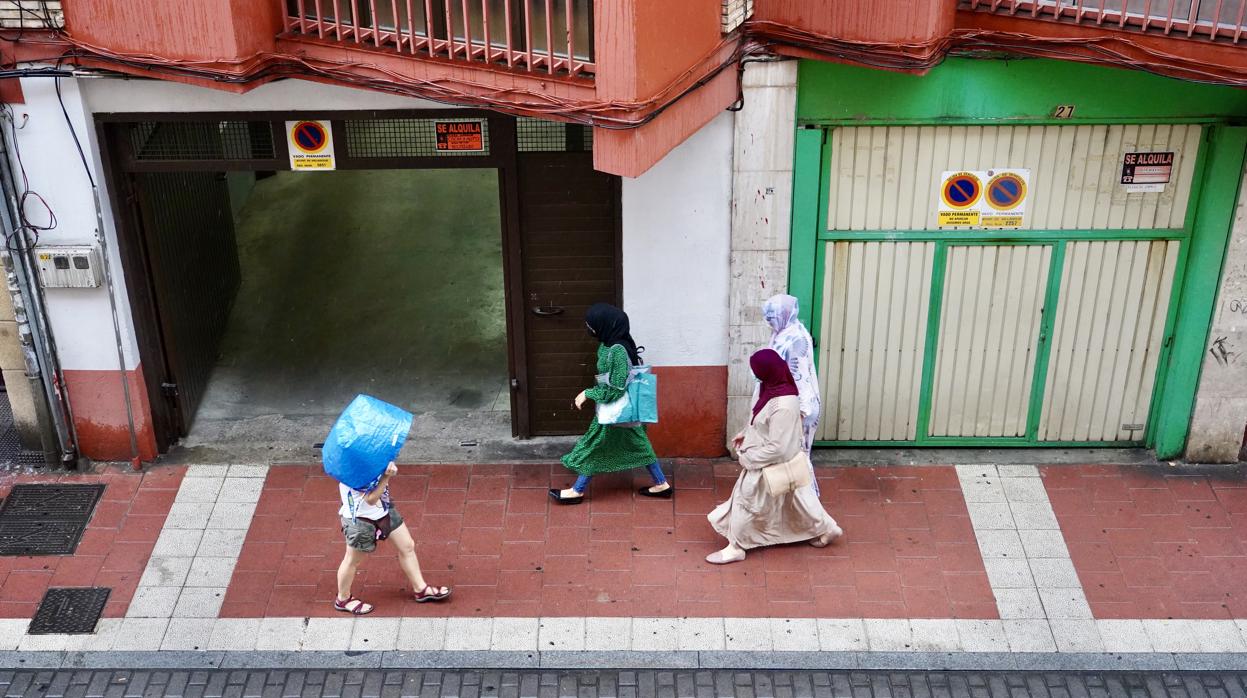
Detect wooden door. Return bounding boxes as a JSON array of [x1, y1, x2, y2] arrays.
[[134, 171, 241, 436], [516, 151, 621, 436]]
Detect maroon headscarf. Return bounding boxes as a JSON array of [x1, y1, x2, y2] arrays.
[[751, 348, 799, 423]]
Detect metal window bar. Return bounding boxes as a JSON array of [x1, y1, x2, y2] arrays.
[[544, 0, 554, 73], [390, 0, 402, 47], [503, 0, 514, 66], [961, 0, 1247, 42], [282, 0, 596, 74], [482, 0, 493, 63]]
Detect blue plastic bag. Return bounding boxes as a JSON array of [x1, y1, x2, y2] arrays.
[[322, 395, 414, 491]]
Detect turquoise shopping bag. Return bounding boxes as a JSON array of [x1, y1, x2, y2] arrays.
[[595, 365, 659, 426], [628, 366, 658, 424]]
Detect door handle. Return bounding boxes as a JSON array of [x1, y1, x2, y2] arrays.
[[532, 305, 565, 317]]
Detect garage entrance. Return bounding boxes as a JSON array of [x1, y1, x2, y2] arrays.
[[802, 123, 1204, 448], [98, 112, 619, 460]]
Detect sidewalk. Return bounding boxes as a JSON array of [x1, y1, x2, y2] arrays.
[[0, 459, 1243, 668], [223, 463, 994, 620]]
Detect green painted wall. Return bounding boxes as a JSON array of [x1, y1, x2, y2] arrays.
[[797, 58, 1247, 124], [1153, 126, 1247, 458]]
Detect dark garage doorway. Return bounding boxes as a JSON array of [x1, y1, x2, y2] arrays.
[[97, 112, 621, 462], [191, 168, 510, 454]]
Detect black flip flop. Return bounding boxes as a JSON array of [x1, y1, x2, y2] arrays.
[[548, 488, 585, 505]]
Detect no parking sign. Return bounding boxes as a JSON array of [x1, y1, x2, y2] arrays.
[[286, 120, 337, 171], [937, 169, 1029, 228]]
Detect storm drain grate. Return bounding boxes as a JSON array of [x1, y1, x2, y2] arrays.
[[0, 484, 104, 555], [28, 587, 110, 634], [0, 399, 45, 466]]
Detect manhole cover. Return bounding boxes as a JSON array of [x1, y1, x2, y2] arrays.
[[0, 521, 94, 556], [28, 587, 110, 634], [0, 484, 104, 555], [0, 484, 104, 518]]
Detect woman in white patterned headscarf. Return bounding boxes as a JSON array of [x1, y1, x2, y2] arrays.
[[757, 294, 821, 490]]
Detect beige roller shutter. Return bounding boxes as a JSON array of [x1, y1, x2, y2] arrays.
[[818, 241, 935, 441], [928, 245, 1052, 438], [827, 124, 1202, 231], [1039, 240, 1181, 442]]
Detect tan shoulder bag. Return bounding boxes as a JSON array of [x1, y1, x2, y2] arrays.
[[761, 450, 813, 496]]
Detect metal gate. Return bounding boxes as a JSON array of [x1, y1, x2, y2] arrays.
[[811, 124, 1202, 446], [132, 172, 241, 435], [516, 143, 621, 436]]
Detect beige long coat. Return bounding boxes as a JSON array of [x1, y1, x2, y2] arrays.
[[707, 395, 838, 550]]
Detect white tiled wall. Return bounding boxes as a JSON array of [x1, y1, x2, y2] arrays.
[[0, 1, 62, 29]]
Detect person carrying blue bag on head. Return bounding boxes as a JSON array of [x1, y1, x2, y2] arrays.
[[322, 395, 451, 615], [550, 303, 669, 505]]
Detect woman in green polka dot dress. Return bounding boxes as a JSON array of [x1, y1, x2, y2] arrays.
[[549, 303, 672, 504]]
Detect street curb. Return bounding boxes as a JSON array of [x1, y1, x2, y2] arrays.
[[1, 650, 1245, 671]]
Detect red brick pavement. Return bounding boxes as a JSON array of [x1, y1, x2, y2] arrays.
[[0, 466, 185, 619], [221, 463, 997, 619], [1044, 464, 1247, 620]]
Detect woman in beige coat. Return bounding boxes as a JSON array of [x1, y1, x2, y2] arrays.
[[706, 349, 842, 564]]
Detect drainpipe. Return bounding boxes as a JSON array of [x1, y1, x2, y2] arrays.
[[0, 123, 79, 467], [90, 186, 142, 471]]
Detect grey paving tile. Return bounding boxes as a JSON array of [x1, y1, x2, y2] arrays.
[[975, 529, 1026, 560], [172, 588, 226, 618], [152, 530, 205, 559], [983, 559, 1035, 589], [126, 587, 182, 619], [1008, 502, 1060, 531], [1002, 478, 1049, 504], [185, 558, 237, 588], [967, 503, 1016, 531], [1017, 530, 1070, 559], [140, 558, 194, 588], [195, 530, 246, 559], [217, 478, 264, 504], [166, 504, 215, 530], [1038, 589, 1092, 620], [176, 478, 225, 504], [1027, 559, 1081, 588]]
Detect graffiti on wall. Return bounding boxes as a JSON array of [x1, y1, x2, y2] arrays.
[[1210, 336, 1239, 367]]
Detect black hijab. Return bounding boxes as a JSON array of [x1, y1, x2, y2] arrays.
[[585, 303, 643, 366]]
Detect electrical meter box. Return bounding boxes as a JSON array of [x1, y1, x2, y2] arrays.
[[35, 246, 103, 289]]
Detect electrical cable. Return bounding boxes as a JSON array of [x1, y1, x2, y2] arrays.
[[0, 2, 758, 130], [0, 103, 54, 252], [0, 101, 80, 465], [46, 59, 143, 468], [52, 58, 91, 186], [3, 6, 1243, 126]]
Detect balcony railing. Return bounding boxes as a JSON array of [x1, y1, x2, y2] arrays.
[[963, 0, 1247, 43], [283, 0, 595, 78]]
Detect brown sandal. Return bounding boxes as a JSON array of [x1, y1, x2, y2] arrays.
[[333, 596, 374, 615], [414, 585, 451, 603]]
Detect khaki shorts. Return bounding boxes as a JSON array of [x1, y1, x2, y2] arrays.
[[340, 507, 405, 553]]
